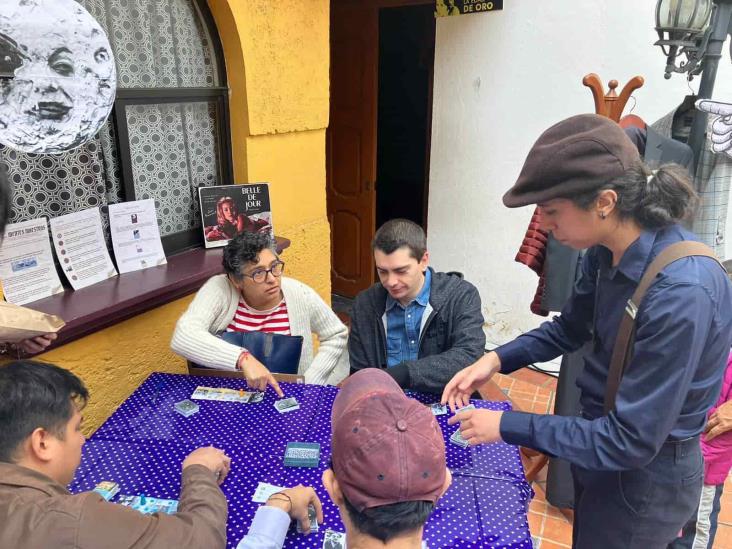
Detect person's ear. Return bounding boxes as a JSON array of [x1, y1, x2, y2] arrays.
[[596, 190, 618, 218], [27, 427, 58, 464], [419, 251, 430, 270], [322, 468, 344, 505], [437, 468, 452, 500]]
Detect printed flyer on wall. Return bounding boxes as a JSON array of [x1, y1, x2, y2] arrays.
[[108, 199, 167, 274], [0, 218, 63, 305], [49, 208, 118, 290]]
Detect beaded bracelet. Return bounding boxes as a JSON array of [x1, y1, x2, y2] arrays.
[[266, 492, 292, 512]]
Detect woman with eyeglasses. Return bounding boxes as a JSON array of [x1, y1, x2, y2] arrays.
[[171, 231, 349, 393]]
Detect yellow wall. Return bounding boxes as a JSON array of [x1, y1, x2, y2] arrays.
[[30, 0, 331, 435]]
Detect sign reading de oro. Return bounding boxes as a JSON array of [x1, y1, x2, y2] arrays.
[[435, 0, 503, 17]]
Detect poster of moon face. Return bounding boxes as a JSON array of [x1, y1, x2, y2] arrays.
[[0, 0, 116, 154]]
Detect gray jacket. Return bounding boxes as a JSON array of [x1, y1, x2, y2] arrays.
[[348, 269, 486, 394]]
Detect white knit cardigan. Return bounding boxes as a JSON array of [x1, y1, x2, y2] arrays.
[[171, 275, 349, 385]]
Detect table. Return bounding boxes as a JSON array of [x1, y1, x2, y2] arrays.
[[69, 373, 534, 548]]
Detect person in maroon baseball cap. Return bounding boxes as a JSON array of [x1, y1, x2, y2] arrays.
[[322, 368, 451, 547], [235, 368, 451, 549]]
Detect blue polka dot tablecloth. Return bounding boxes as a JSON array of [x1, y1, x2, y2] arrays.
[[69, 373, 534, 548]]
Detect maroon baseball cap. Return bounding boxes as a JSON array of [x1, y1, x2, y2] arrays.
[[330, 369, 447, 512]]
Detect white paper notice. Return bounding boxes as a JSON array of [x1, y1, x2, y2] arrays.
[[49, 208, 118, 290], [108, 199, 167, 274], [0, 218, 63, 305]]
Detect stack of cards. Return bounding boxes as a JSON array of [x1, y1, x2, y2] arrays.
[[251, 482, 286, 503], [429, 403, 447, 416], [191, 386, 257, 403], [274, 397, 300, 413], [118, 495, 179, 514], [450, 428, 470, 448], [284, 442, 320, 468], [296, 504, 319, 534], [93, 481, 120, 501], [450, 404, 475, 448], [174, 399, 199, 417]]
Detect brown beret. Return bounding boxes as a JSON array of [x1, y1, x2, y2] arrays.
[[503, 114, 641, 208]]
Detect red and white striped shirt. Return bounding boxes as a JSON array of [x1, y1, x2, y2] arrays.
[[226, 299, 291, 335]]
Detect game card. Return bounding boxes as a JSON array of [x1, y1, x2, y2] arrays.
[[456, 403, 476, 414], [250, 392, 265, 403], [251, 481, 286, 503], [93, 481, 120, 501], [275, 397, 300, 413], [296, 504, 319, 533], [322, 529, 347, 549], [430, 403, 447, 416], [118, 495, 179, 514], [450, 428, 470, 448]]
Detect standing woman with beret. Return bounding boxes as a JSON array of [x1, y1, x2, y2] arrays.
[[441, 114, 732, 548]]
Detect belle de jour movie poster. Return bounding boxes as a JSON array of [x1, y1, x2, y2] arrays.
[[198, 184, 273, 248]]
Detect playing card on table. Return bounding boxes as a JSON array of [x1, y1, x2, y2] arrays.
[[284, 442, 321, 467], [174, 399, 199, 417], [233, 391, 252, 403], [296, 504, 319, 533], [118, 495, 179, 514], [275, 397, 300, 413], [429, 403, 447, 416], [251, 481, 286, 503], [191, 386, 212, 400], [322, 529, 347, 549], [249, 392, 265, 403], [450, 428, 470, 448]]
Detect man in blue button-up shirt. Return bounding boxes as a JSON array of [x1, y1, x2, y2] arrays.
[[442, 115, 732, 548], [385, 268, 432, 367]]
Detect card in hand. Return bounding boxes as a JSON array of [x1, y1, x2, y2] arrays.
[[456, 403, 476, 414], [275, 397, 300, 413], [296, 504, 319, 533], [450, 428, 470, 448], [430, 403, 447, 416], [322, 529, 347, 549]]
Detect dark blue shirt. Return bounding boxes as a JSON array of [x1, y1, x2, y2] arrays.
[[498, 225, 732, 471], [385, 269, 431, 367]]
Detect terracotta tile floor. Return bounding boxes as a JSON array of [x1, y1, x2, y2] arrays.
[[499, 368, 732, 548]]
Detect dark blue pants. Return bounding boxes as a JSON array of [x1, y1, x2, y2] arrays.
[[571, 436, 703, 548]]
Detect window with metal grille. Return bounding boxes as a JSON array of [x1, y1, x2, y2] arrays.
[[0, 0, 232, 254]]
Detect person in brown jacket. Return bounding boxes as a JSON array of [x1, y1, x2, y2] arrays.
[[0, 360, 232, 548]]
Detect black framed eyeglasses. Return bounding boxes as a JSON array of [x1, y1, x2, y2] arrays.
[[242, 261, 285, 283]]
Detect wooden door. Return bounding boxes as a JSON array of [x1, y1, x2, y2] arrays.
[[327, 4, 378, 297]]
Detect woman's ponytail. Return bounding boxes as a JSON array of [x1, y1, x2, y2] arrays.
[[633, 164, 698, 229]]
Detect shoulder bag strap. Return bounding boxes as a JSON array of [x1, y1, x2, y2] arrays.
[[603, 241, 723, 414]]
